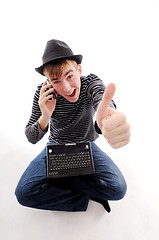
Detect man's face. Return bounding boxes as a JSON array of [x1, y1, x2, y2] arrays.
[[47, 61, 82, 102]]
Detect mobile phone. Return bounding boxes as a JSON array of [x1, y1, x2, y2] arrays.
[[46, 80, 57, 99]]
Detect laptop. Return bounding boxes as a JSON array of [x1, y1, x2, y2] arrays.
[[46, 142, 95, 178]]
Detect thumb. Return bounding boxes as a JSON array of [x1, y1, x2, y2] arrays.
[[96, 83, 116, 128], [101, 83, 116, 110]]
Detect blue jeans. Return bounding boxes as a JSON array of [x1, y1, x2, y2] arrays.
[[15, 142, 127, 212]]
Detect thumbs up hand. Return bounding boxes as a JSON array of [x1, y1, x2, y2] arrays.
[[96, 83, 131, 149]]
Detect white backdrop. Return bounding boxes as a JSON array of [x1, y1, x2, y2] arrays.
[[0, 1, 159, 240]]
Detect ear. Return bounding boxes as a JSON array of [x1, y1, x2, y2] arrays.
[[78, 64, 82, 77]]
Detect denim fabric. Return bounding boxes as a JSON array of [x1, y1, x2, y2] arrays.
[[15, 142, 127, 212]]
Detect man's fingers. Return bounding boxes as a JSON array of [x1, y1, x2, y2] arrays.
[[102, 111, 126, 131], [40, 81, 52, 95], [102, 119, 130, 138], [101, 111, 131, 149]]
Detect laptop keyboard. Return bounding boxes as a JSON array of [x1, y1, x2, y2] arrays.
[[46, 142, 95, 178], [49, 152, 92, 171]]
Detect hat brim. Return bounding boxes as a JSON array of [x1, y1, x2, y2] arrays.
[[35, 55, 83, 76]]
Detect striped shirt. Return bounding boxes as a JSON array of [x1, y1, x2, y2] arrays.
[[25, 74, 116, 144]]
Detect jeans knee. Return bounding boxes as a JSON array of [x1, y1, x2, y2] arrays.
[[15, 184, 26, 207], [97, 176, 127, 201], [113, 178, 127, 200], [15, 181, 50, 208], [15, 182, 34, 207]]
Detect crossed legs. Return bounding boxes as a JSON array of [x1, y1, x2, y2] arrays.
[[15, 142, 127, 212]]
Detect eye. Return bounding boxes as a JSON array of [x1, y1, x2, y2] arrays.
[[53, 80, 60, 84], [67, 75, 73, 80]]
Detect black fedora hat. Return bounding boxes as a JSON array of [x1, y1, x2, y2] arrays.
[[35, 39, 83, 76]]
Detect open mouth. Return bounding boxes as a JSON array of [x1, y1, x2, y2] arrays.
[[66, 89, 76, 98]]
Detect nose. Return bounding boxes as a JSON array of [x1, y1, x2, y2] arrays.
[[62, 80, 71, 93]]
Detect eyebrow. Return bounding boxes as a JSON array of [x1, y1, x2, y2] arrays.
[[64, 69, 73, 77], [51, 69, 73, 81]]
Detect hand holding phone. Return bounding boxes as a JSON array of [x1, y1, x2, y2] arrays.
[[39, 81, 57, 131], [46, 80, 57, 99]]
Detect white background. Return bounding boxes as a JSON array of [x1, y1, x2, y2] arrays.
[[0, 0, 159, 239]]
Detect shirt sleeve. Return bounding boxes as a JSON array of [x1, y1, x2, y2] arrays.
[[85, 74, 117, 110], [25, 83, 49, 144]]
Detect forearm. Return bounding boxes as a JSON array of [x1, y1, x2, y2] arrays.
[[25, 120, 48, 144]]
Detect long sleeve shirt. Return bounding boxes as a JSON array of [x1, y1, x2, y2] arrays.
[[25, 74, 116, 144]]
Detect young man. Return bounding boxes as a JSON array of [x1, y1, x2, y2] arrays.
[[15, 39, 130, 212]]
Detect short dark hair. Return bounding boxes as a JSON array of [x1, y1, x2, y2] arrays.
[[43, 59, 78, 79]]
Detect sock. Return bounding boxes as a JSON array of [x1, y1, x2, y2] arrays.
[[90, 197, 111, 213]]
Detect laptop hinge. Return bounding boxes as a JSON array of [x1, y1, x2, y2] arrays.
[[65, 143, 76, 146]]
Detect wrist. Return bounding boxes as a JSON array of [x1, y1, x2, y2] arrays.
[[39, 115, 49, 131]]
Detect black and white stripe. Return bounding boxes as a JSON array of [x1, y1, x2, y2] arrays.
[[25, 74, 116, 144]]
